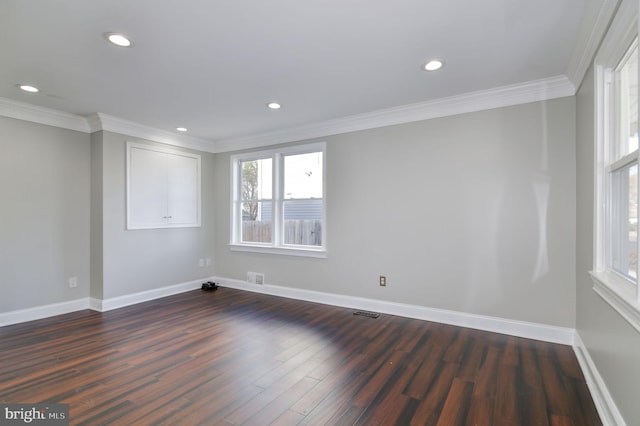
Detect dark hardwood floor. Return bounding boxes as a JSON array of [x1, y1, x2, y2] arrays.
[[0, 288, 601, 425]]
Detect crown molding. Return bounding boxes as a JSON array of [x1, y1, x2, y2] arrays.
[[2, 74, 575, 155], [0, 98, 216, 153], [0, 97, 90, 133], [215, 75, 576, 153], [88, 113, 216, 153], [594, 0, 638, 66], [566, 0, 620, 90]]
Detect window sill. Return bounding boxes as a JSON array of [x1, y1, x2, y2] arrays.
[[589, 270, 640, 333], [229, 244, 327, 258]]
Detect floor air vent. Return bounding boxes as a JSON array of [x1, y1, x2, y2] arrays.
[[353, 310, 380, 318]]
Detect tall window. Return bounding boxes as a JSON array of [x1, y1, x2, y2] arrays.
[[231, 143, 326, 256], [592, 0, 640, 332], [608, 42, 638, 281]]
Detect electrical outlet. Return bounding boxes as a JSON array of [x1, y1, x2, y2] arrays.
[[206, 258, 212, 266], [199, 258, 205, 267], [379, 275, 386, 287], [68, 277, 78, 288]]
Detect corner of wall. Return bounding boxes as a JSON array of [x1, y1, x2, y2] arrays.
[[573, 332, 626, 426], [90, 132, 104, 300]]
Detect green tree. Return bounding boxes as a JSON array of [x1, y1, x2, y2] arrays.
[[242, 161, 258, 220]]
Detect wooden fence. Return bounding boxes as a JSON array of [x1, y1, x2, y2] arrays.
[[242, 220, 322, 246]]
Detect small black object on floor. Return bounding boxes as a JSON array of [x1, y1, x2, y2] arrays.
[[353, 310, 380, 318], [201, 281, 218, 291]]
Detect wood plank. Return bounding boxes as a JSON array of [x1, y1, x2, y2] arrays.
[[492, 364, 521, 426], [436, 378, 474, 426], [464, 395, 494, 426], [270, 409, 306, 426], [0, 288, 602, 425], [241, 376, 318, 426], [411, 361, 459, 425]]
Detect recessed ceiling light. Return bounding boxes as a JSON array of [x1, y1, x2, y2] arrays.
[[176, 127, 188, 132], [267, 102, 281, 110], [105, 33, 133, 47], [423, 60, 444, 71], [19, 84, 39, 93]]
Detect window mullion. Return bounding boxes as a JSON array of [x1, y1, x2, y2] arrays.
[[233, 161, 240, 243], [273, 153, 282, 247], [607, 150, 638, 172]]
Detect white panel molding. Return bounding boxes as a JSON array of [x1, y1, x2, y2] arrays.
[[126, 141, 202, 230], [215, 277, 575, 345], [0, 97, 91, 133], [573, 332, 626, 426], [93, 278, 207, 312], [566, 0, 621, 89], [88, 113, 216, 153], [214, 75, 576, 153], [0, 298, 90, 327]]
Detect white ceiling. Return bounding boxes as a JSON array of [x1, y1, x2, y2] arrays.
[[0, 0, 610, 150]]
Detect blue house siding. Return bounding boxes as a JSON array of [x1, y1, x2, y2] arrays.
[[260, 199, 322, 220]]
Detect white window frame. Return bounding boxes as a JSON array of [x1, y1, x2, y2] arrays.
[[590, 0, 640, 333], [229, 142, 327, 258]]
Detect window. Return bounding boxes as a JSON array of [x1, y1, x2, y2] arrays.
[[591, 1, 640, 332], [230, 143, 326, 257], [126, 142, 201, 229]]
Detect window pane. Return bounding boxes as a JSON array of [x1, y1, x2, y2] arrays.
[[616, 43, 638, 159], [284, 152, 323, 199], [232, 143, 326, 251], [283, 200, 322, 246], [610, 163, 638, 279], [241, 158, 272, 201], [241, 201, 272, 243]]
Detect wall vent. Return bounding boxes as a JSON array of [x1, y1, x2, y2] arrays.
[[247, 272, 265, 285]]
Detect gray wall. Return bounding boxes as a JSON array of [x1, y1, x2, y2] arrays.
[[214, 97, 577, 327], [576, 65, 640, 424], [96, 131, 215, 299], [0, 116, 90, 311], [0, 98, 578, 330], [0, 120, 216, 313]]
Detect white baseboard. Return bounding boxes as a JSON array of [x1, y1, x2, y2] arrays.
[[92, 278, 208, 312], [215, 277, 575, 345], [573, 333, 625, 426], [0, 298, 90, 327], [0, 278, 211, 326], [89, 297, 103, 311], [0, 277, 574, 344]]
